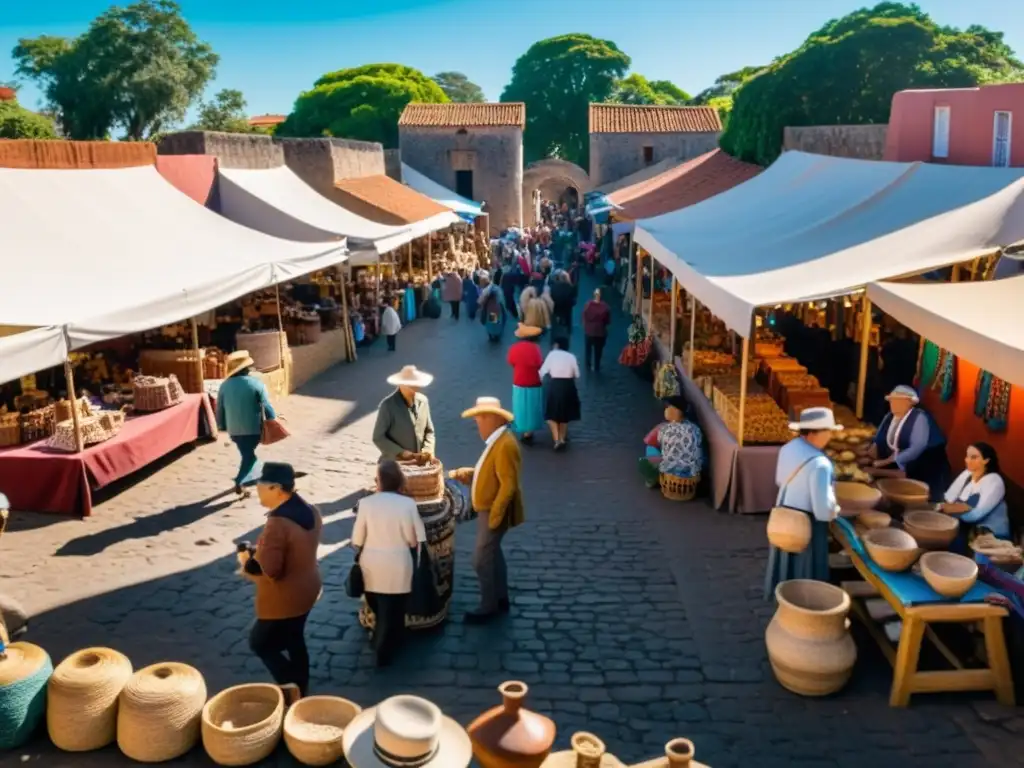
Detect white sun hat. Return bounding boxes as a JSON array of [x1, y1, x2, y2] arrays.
[[884, 384, 920, 404], [386, 365, 434, 388], [342, 695, 471, 768], [788, 407, 844, 432]]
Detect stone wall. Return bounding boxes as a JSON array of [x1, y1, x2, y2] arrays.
[[383, 149, 402, 181], [158, 131, 284, 168], [783, 125, 888, 160], [589, 132, 720, 187], [399, 125, 523, 232]]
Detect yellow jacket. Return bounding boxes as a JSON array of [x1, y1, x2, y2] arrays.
[[471, 430, 525, 531]]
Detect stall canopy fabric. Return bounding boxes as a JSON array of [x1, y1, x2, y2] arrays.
[[401, 163, 483, 219], [333, 174, 462, 238], [596, 156, 681, 196], [867, 276, 1024, 388], [0, 165, 346, 384], [634, 151, 1024, 336]]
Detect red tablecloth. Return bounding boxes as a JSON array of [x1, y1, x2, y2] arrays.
[[0, 394, 216, 517]]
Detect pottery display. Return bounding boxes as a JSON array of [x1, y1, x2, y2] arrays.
[[863, 528, 920, 572], [540, 732, 624, 767], [919, 552, 978, 599], [903, 510, 958, 550], [283, 695, 361, 766], [765, 580, 857, 697], [201, 683, 284, 766], [875, 478, 929, 508], [766, 506, 811, 553], [468, 681, 556, 768], [857, 511, 891, 530], [628, 738, 707, 767], [834, 482, 881, 511]]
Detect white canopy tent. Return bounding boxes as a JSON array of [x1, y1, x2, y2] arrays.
[[0, 164, 347, 384], [634, 151, 1024, 336], [868, 276, 1024, 388], [401, 163, 484, 219]]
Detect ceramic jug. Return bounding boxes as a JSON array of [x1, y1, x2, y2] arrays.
[[468, 681, 556, 768]]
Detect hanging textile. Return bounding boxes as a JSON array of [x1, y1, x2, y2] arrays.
[[930, 347, 956, 402], [974, 369, 1010, 432], [916, 340, 940, 389]]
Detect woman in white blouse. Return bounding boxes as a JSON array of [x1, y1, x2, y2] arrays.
[[351, 460, 426, 666], [540, 336, 581, 451], [940, 442, 1011, 546]]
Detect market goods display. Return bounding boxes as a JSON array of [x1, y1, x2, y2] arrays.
[[202, 683, 284, 766], [540, 732, 624, 767], [53, 397, 91, 424], [117, 662, 207, 763], [284, 307, 323, 347], [236, 331, 288, 371], [902, 510, 958, 550], [48, 416, 117, 452], [13, 389, 49, 412], [711, 379, 792, 444], [139, 349, 204, 395], [283, 696, 361, 766], [132, 374, 185, 413], [918, 552, 978, 599], [619, 318, 653, 369], [19, 405, 55, 443], [398, 456, 444, 503], [834, 482, 881, 511], [687, 350, 734, 377], [0, 413, 20, 448], [203, 350, 228, 380], [0, 642, 52, 751], [468, 681, 556, 768], [875, 478, 929, 508], [971, 533, 1023, 569], [862, 528, 920, 572], [857, 511, 891, 530], [765, 580, 857, 697], [47, 647, 132, 752], [630, 738, 707, 767]]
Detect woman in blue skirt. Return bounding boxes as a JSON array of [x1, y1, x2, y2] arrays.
[[478, 275, 507, 342], [506, 323, 545, 443]]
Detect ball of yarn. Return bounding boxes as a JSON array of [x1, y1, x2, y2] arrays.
[[48, 647, 133, 752], [117, 662, 207, 763], [0, 642, 53, 751]]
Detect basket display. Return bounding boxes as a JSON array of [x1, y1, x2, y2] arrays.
[[0, 642, 53, 751], [235, 331, 287, 371], [398, 456, 445, 503], [19, 406, 55, 443], [48, 417, 114, 452], [117, 662, 207, 763], [13, 390, 49, 412], [283, 696, 361, 766], [0, 414, 20, 448], [48, 647, 133, 752], [53, 397, 91, 425], [204, 350, 228, 380], [98, 410, 126, 433], [659, 473, 699, 502], [201, 683, 284, 766], [139, 349, 205, 395], [132, 374, 185, 413]]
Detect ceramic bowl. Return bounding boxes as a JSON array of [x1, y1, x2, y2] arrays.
[[942, 502, 971, 515], [863, 528, 920, 572], [835, 482, 882, 511], [919, 552, 978, 599], [857, 510, 892, 530], [875, 478, 930, 507], [903, 510, 958, 550]]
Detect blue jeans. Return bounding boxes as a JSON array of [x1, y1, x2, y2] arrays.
[[232, 435, 261, 486]]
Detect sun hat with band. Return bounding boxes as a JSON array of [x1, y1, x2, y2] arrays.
[[461, 396, 514, 423], [514, 323, 543, 339], [788, 407, 844, 433], [386, 365, 434, 388], [884, 384, 920, 404], [342, 695, 471, 768], [224, 350, 255, 378]]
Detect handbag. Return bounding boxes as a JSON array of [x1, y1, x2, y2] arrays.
[[407, 543, 443, 616], [345, 555, 365, 598], [258, 390, 289, 446], [766, 456, 819, 554]]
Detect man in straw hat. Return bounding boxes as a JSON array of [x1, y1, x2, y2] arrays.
[[450, 397, 524, 624], [216, 350, 277, 497], [342, 694, 471, 768], [373, 366, 436, 462]]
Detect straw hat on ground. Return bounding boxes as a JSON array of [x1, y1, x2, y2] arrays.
[[461, 397, 514, 423], [788, 407, 844, 433], [514, 324, 543, 339], [224, 351, 255, 378], [386, 366, 434, 388], [342, 696, 471, 768], [884, 385, 920, 404]]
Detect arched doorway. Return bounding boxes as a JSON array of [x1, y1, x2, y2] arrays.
[[522, 158, 591, 227]]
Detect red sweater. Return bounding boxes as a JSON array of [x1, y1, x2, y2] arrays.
[[583, 300, 611, 337], [507, 340, 543, 387]]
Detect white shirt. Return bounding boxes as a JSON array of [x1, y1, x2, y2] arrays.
[[540, 349, 580, 380], [351, 492, 426, 594], [472, 425, 507, 504], [380, 306, 401, 336]]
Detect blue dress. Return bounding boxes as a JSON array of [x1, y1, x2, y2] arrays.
[[873, 407, 951, 502]]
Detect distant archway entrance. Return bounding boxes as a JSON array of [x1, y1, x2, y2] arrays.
[[522, 158, 591, 227]]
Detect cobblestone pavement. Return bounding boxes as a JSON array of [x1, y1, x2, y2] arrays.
[[1, 274, 1021, 768]]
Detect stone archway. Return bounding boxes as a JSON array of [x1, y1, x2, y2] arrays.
[[522, 158, 591, 227]]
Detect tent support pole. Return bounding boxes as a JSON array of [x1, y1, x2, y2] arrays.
[[407, 242, 413, 274], [340, 265, 356, 362], [951, 264, 961, 283], [687, 295, 697, 379], [274, 284, 287, 384], [190, 317, 203, 394], [856, 294, 872, 420], [634, 247, 642, 317], [375, 259, 382, 311], [427, 237, 433, 283], [737, 336, 750, 447], [647, 260, 655, 336], [669, 276, 678, 359], [63, 359, 84, 454]]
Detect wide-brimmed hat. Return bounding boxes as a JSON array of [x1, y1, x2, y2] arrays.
[[387, 365, 434, 388], [514, 323, 543, 339], [461, 396, 514, 422], [342, 696, 471, 768], [788, 407, 844, 433], [224, 350, 255, 378], [885, 385, 920, 404]]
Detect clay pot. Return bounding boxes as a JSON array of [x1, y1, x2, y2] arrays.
[[629, 738, 699, 767], [765, 580, 857, 697], [834, 482, 881, 511], [539, 732, 623, 767], [875, 478, 929, 508], [766, 506, 811, 553], [468, 681, 556, 768], [903, 510, 958, 551], [863, 528, 920, 572], [919, 552, 977, 599]]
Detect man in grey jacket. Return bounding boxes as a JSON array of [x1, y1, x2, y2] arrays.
[[372, 366, 437, 461]]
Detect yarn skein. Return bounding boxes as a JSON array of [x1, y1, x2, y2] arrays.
[[0, 642, 53, 751], [48, 647, 133, 752]]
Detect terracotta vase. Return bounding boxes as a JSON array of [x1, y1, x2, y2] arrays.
[[628, 738, 701, 767], [765, 580, 857, 696], [468, 681, 556, 768], [540, 732, 624, 768]]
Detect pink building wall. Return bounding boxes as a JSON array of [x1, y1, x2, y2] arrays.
[[883, 83, 1024, 166]]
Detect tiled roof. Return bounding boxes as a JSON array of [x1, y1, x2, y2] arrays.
[[333, 174, 451, 225], [248, 114, 286, 127], [589, 104, 722, 134], [399, 102, 526, 128], [608, 149, 760, 220]]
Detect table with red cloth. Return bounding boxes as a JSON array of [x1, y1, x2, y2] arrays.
[[0, 394, 217, 517]]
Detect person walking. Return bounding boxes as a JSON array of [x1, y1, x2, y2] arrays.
[[351, 460, 427, 666], [582, 288, 612, 372], [462, 271, 480, 321], [450, 397, 524, 624], [540, 337, 581, 451], [216, 350, 276, 497], [506, 324, 545, 444], [380, 301, 401, 352], [549, 271, 576, 337], [442, 268, 463, 320], [241, 462, 322, 700]]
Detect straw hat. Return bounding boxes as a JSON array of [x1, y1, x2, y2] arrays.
[[386, 366, 434, 388], [514, 324, 543, 339], [224, 351, 255, 378], [885, 385, 920, 404], [461, 397, 513, 423], [788, 407, 844, 433], [342, 696, 471, 768]]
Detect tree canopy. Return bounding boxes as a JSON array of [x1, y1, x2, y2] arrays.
[[12, 0, 217, 141], [278, 63, 448, 147], [0, 98, 57, 139], [501, 33, 630, 166], [432, 71, 485, 103], [609, 74, 690, 105], [720, 2, 1024, 165], [192, 88, 259, 133]]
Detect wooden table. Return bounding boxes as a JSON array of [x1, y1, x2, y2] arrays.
[[833, 523, 1014, 707]]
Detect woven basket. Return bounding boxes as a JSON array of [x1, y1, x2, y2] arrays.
[[399, 457, 445, 502], [117, 662, 207, 763], [48, 647, 133, 752], [0, 642, 53, 751], [659, 473, 699, 502], [283, 695, 361, 766], [98, 410, 126, 433], [48, 416, 114, 452], [0, 419, 19, 448], [201, 683, 284, 766]]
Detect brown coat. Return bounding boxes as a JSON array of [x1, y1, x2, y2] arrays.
[[250, 495, 323, 620]]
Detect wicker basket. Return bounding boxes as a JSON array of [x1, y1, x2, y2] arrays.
[[53, 398, 91, 425], [117, 662, 207, 763], [133, 375, 184, 413], [19, 406, 55, 443], [139, 349, 204, 394], [48, 647, 133, 752], [236, 331, 287, 371], [399, 456, 445, 502], [0, 417, 20, 448], [283, 696, 361, 766], [201, 683, 284, 766], [659, 473, 699, 502], [98, 410, 126, 434]]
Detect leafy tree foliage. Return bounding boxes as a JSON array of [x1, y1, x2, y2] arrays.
[[13, 0, 217, 141], [0, 99, 57, 139], [278, 63, 448, 147], [192, 88, 257, 133], [610, 74, 690, 105], [432, 71, 485, 103], [720, 2, 1024, 165], [502, 34, 630, 166]]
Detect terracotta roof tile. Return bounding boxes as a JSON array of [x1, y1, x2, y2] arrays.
[[608, 149, 760, 220], [333, 174, 451, 225], [248, 114, 286, 127], [589, 104, 721, 134], [399, 102, 526, 128]]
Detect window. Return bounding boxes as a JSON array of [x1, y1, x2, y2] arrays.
[[932, 106, 950, 158], [455, 170, 474, 200], [993, 111, 1012, 168], [643, 145, 654, 165]]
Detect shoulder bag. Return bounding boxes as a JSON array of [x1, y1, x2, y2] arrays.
[[766, 456, 819, 554], [258, 389, 290, 446], [345, 552, 365, 599]]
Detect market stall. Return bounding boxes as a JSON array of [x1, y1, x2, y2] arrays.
[[400, 162, 485, 223]]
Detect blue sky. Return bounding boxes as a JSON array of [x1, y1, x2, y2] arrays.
[[1, 0, 1021, 121]]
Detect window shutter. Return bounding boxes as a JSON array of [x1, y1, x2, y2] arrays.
[[932, 106, 950, 159]]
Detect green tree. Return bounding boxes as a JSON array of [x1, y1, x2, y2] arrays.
[[690, 66, 764, 104], [501, 34, 630, 166], [0, 99, 57, 139], [720, 3, 1024, 165], [192, 88, 254, 133], [432, 71, 485, 103], [609, 74, 690, 105], [278, 63, 448, 147], [13, 0, 218, 140]]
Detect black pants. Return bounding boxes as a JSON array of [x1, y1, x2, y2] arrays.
[[449, 300, 460, 320], [585, 336, 606, 371], [366, 592, 408, 666], [249, 613, 310, 694], [386, 334, 396, 351]]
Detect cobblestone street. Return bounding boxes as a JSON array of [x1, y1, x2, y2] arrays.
[[1, 275, 1020, 768]]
